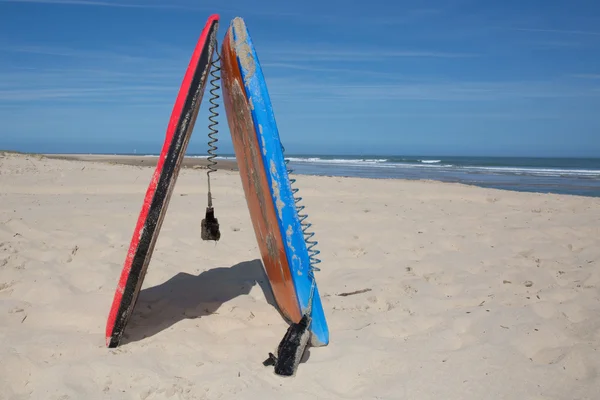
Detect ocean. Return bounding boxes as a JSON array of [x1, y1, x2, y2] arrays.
[[202, 154, 600, 198]]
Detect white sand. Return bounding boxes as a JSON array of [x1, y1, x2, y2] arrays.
[[1, 152, 599, 400]]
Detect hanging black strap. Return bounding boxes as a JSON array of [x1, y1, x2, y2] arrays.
[[201, 44, 221, 242]]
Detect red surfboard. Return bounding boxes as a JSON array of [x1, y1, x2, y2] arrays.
[[105, 15, 220, 348]]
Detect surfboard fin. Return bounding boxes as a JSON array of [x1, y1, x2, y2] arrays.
[[263, 313, 312, 376], [201, 206, 221, 241]]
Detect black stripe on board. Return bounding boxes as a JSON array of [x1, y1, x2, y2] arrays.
[[108, 21, 218, 347]]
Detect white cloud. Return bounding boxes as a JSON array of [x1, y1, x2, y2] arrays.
[[513, 27, 600, 36], [0, 0, 182, 9], [570, 74, 600, 80]]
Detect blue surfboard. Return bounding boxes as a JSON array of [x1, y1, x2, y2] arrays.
[[224, 18, 329, 347]]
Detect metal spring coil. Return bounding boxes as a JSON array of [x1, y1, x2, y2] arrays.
[[281, 145, 322, 289], [206, 48, 221, 180]]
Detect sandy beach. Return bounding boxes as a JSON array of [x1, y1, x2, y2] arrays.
[[1, 151, 599, 400]]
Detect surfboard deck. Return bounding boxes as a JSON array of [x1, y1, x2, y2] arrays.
[[221, 17, 329, 346], [105, 14, 220, 348]]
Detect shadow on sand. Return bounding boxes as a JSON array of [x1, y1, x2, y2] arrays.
[[120, 259, 281, 345]]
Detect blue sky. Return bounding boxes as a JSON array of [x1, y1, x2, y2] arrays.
[[0, 0, 599, 157]]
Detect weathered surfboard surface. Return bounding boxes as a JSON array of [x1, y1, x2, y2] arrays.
[[105, 15, 220, 348], [221, 17, 329, 346], [220, 28, 302, 325]]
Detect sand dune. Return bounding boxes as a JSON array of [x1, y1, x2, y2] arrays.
[[1, 152, 599, 399]]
